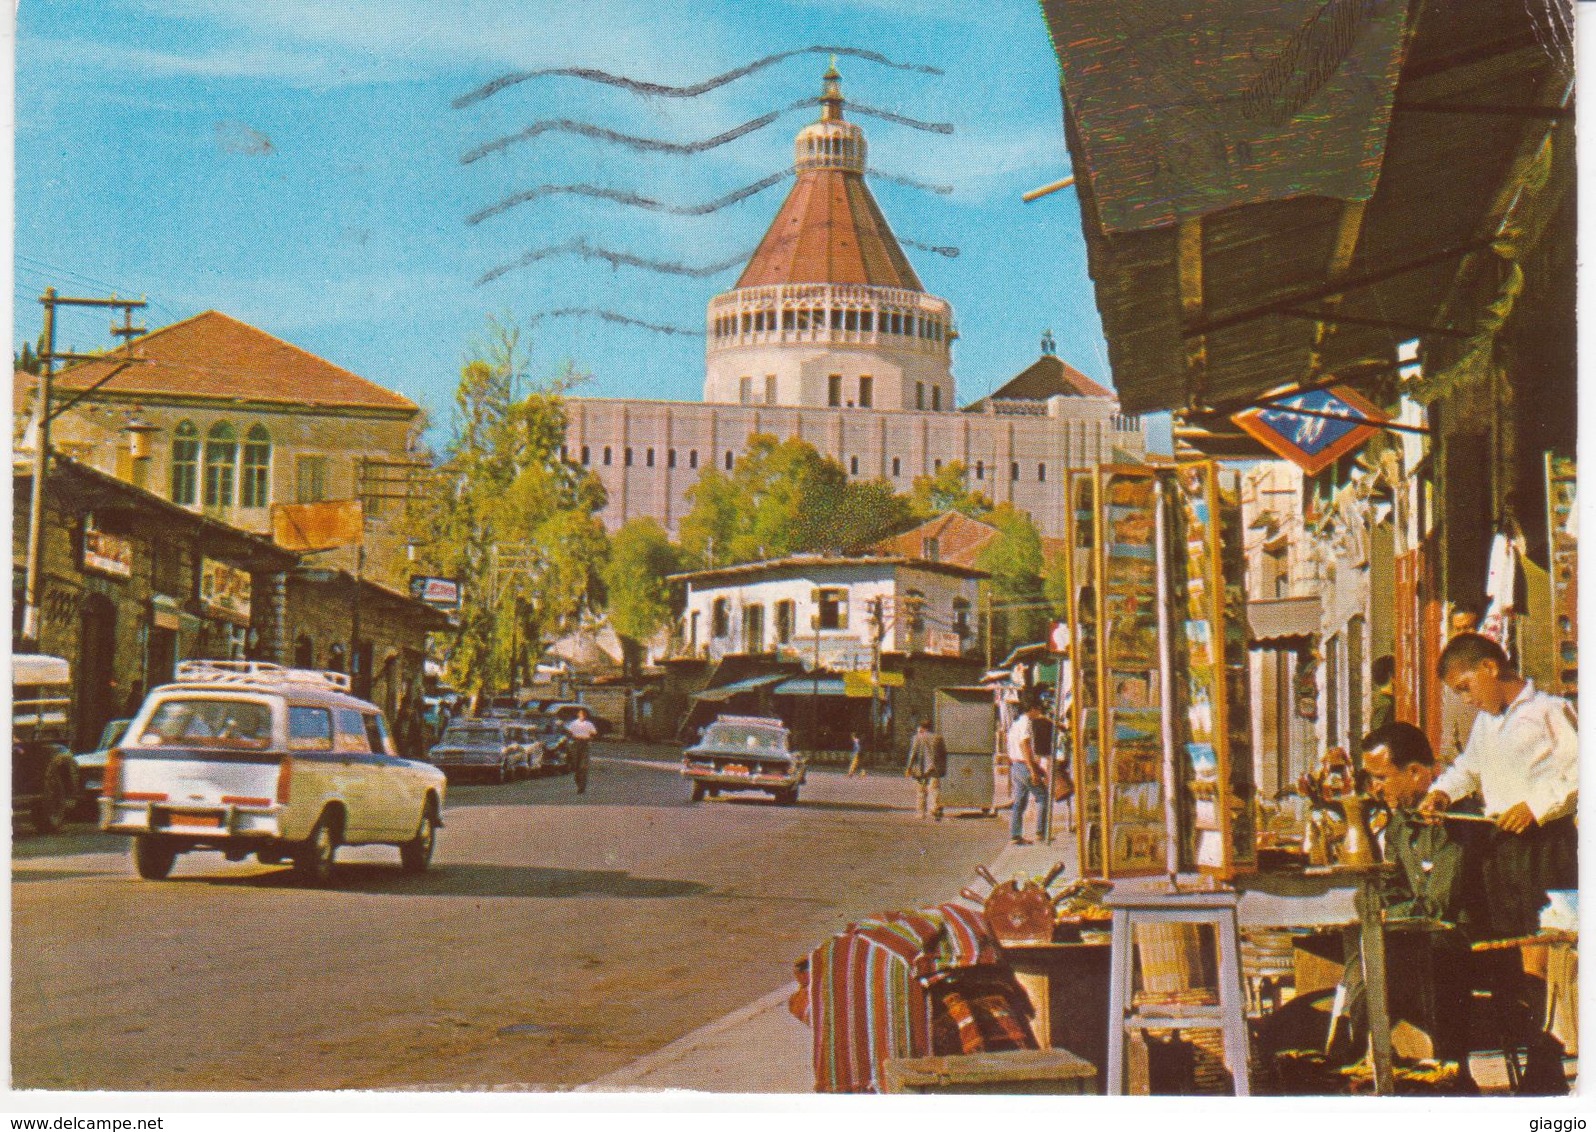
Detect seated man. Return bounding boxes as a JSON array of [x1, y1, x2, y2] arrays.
[[1330, 722, 1485, 1088]]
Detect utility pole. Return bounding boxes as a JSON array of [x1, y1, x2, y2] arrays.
[[21, 288, 146, 650], [867, 595, 885, 746]]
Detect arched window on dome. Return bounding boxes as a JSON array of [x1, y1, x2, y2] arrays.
[[203, 422, 237, 508], [170, 421, 199, 506], [241, 425, 271, 508]]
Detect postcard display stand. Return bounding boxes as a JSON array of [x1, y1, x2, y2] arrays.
[[1546, 454, 1577, 702], [1066, 467, 1168, 878], [1174, 462, 1257, 879]]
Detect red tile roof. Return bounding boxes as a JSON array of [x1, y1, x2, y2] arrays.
[[736, 169, 923, 291], [48, 310, 418, 413], [872, 511, 1069, 569], [981, 354, 1114, 402]]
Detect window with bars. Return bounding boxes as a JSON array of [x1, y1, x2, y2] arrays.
[[170, 421, 199, 506]]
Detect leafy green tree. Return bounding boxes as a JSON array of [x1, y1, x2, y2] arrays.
[[602, 518, 687, 676], [976, 503, 1048, 659], [414, 319, 608, 698], [678, 434, 911, 565], [909, 460, 991, 520]]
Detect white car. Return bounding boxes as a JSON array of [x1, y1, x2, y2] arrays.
[[101, 660, 447, 884]]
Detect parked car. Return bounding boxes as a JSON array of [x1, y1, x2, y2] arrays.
[[73, 718, 132, 818], [12, 654, 80, 834], [682, 714, 805, 805], [428, 719, 521, 783], [523, 713, 572, 774], [100, 660, 445, 883]]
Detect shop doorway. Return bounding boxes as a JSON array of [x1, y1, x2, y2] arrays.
[[146, 626, 177, 692], [77, 593, 117, 751]]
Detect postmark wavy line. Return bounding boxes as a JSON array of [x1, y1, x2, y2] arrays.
[[461, 98, 951, 165], [452, 46, 941, 110]]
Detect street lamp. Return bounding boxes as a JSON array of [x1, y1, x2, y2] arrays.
[[810, 612, 821, 753]]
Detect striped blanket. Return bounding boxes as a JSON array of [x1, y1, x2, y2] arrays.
[[797, 901, 1035, 1093]]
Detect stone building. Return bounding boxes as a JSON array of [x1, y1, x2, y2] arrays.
[[18, 310, 427, 589], [563, 66, 1143, 539]]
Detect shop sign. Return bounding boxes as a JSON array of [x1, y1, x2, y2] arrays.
[[927, 630, 964, 657], [82, 515, 133, 579], [201, 558, 252, 624], [151, 593, 182, 631], [409, 575, 461, 610], [1231, 385, 1388, 476]]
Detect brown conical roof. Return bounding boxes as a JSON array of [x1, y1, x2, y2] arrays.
[[734, 68, 923, 292]]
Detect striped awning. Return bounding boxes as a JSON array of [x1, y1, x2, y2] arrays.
[[1246, 596, 1321, 646], [772, 677, 850, 697]]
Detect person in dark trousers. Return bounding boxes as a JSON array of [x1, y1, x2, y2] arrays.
[[565, 708, 598, 794], [1419, 632, 1578, 1094], [903, 720, 948, 820], [1330, 722, 1484, 1090]]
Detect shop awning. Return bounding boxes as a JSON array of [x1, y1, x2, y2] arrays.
[[1246, 596, 1322, 647], [691, 674, 789, 702], [772, 677, 849, 697], [1039, 0, 1573, 418]]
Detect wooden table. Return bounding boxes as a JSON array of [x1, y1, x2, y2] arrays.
[[999, 939, 1111, 1092], [1236, 865, 1398, 1095]]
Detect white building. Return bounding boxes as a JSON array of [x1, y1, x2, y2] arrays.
[[672, 555, 986, 669], [565, 64, 1144, 540]]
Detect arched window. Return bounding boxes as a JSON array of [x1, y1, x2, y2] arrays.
[[241, 425, 271, 508], [170, 421, 199, 506], [203, 423, 237, 507]]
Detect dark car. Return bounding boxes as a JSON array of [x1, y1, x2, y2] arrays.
[[519, 713, 572, 774], [428, 720, 522, 783], [682, 714, 805, 805], [73, 718, 132, 818], [12, 654, 80, 834]]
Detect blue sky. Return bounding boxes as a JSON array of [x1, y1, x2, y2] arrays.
[[13, 0, 1168, 448]]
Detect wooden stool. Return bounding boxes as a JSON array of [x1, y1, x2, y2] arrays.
[[1104, 889, 1250, 1095]]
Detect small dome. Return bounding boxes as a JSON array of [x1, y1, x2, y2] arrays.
[[794, 62, 865, 173]]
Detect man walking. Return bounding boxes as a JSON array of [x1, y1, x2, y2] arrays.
[[565, 708, 598, 795], [1006, 699, 1049, 846], [903, 719, 948, 820]]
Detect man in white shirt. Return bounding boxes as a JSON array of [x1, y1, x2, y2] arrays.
[[1418, 631, 1577, 1093], [1006, 699, 1048, 846], [565, 709, 599, 795]]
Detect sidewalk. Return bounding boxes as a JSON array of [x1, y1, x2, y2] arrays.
[[580, 808, 1079, 1093]]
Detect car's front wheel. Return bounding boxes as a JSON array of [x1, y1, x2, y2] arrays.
[[32, 770, 71, 834], [400, 807, 437, 873], [132, 834, 178, 880], [690, 781, 707, 803], [772, 787, 799, 806], [293, 812, 339, 886]]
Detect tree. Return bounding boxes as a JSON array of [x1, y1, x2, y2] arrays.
[[909, 460, 991, 520], [678, 434, 911, 565], [602, 518, 687, 677], [976, 504, 1048, 660], [14, 341, 39, 375], [414, 319, 609, 698]]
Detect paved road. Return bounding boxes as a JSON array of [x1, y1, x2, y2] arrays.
[[12, 743, 1009, 1092]]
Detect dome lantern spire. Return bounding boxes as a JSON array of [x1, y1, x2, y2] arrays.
[[795, 63, 864, 174], [821, 56, 843, 122]]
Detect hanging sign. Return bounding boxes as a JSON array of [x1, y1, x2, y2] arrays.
[[201, 558, 253, 624], [409, 576, 461, 610], [82, 515, 133, 579], [1231, 385, 1388, 476]]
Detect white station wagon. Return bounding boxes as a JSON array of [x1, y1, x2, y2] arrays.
[[101, 660, 447, 884]]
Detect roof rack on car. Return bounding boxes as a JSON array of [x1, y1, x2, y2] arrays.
[[174, 659, 353, 693]]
